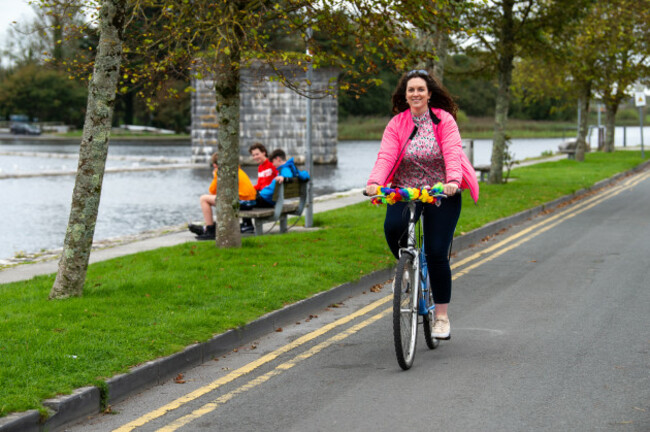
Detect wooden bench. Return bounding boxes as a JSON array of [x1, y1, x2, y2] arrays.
[[558, 139, 577, 160], [559, 148, 576, 160], [239, 178, 308, 235], [474, 164, 491, 182]]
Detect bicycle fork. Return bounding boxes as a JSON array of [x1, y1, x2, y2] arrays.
[[417, 241, 435, 316], [400, 201, 434, 317]]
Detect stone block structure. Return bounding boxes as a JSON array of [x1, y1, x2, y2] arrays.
[[191, 66, 338, 165]]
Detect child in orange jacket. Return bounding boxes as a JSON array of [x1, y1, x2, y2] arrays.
[[189, 153, 257, 240]]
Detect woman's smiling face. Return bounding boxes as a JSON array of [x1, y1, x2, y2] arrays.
[[405, 77, 431, 115]]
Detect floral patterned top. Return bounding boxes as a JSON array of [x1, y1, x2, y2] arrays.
[[391, 112, 446, 188]]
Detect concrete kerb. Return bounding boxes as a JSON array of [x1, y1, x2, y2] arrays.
[[0, 267, 397, 432], [0, 411, 41, 432], [41, 387, 102, 431], [2, 161, 649, 432]]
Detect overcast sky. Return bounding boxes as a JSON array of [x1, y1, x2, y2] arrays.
[[0, 0, 36, 38]]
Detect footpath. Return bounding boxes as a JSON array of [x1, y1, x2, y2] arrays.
[[0, 190, 367, 284], [2, 153, 648, 432]]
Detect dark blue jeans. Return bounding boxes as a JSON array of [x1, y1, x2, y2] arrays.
[[384, 193, 462, 304]]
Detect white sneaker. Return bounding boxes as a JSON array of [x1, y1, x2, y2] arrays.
[[432, 316, 451, 340]]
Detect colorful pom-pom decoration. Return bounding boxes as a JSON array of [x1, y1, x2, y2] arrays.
[[370, 183, 444, 205]]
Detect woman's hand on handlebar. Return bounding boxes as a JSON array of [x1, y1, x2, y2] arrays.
[[443, 183, 459, 196], [365, 183, 454, 198], [365, 184, 379, 196]]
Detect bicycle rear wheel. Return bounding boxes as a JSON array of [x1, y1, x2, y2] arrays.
[[393, 253, 418, 370]]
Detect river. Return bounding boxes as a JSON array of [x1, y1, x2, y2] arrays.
[[1, 126, 648, 261]]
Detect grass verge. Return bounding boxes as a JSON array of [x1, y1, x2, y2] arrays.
[[0, 151, 647, 416]]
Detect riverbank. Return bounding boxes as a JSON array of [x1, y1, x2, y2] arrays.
[[339, 116, 578, 140], [0, 189, 366, 272], [338, 115, 650, 140], [4, 116, 647, 143]]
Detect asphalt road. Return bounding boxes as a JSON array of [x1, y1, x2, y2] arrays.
[[67, 169, 650, 432]]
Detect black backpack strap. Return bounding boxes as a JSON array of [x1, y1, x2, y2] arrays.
[[428, 108, 441, 125]]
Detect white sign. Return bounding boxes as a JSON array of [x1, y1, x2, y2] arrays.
[[635, 92, 646, 107]]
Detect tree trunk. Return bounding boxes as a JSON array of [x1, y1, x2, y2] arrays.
[[124, 90, 135, 126], [414, 18, 450, 82], [432, 30, 449, 83], [575, 81, 591, 162], [604, 101, 617, 152], [414, 29, 437, 74], [488, 0, 515, 184], [52, 15, 64, 62], [50, 0, 126, 300], [213, 43, 242, 248]]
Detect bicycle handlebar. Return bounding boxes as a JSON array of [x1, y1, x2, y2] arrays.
[[363, 184, 448, 204]]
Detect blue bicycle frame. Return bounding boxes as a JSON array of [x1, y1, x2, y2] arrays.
[[399, 200, 435, 318], [417, 240, 435, 317]]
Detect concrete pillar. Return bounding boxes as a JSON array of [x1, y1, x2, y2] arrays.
[[191, 65, 338, 165]]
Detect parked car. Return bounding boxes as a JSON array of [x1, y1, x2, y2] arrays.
[[10, 123, 41, 135]]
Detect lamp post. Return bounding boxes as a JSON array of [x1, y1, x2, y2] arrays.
[[635, 91, 646, 159], [305, 27, 314, 227]]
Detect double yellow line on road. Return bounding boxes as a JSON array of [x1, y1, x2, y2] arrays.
[[157, 310, 390, 432], [115, 170, 649, 432], [451, 170, 649, 280], [114, 296, 392, 432]]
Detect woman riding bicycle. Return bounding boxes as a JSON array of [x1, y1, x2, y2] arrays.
[[365, 69, 479, 340]]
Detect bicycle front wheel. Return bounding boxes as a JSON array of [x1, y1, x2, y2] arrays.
[[393, 253, 418, 370], [422, 285, 440, 350]]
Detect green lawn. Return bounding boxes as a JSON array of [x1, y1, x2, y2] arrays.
[[0, 151, 647, 417]]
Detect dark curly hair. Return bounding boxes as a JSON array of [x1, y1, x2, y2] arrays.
[[248, 142, 268, 157], [391, 70, 458, 120], [269, 148, 286, 161]]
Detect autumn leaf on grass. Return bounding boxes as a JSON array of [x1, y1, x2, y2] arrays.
[[174, 373, 186, 384]]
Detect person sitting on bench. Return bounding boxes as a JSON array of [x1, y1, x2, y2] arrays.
[[241, 143, 278, 232], [249, 142, 278, 191], [188, 152, 257, 239], [255, 149, 307, 208]]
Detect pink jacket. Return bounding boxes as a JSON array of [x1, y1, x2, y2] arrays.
[[367, 108, 479, 203]]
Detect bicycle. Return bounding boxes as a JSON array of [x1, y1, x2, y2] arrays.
[[365, 184, 447, 370]]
